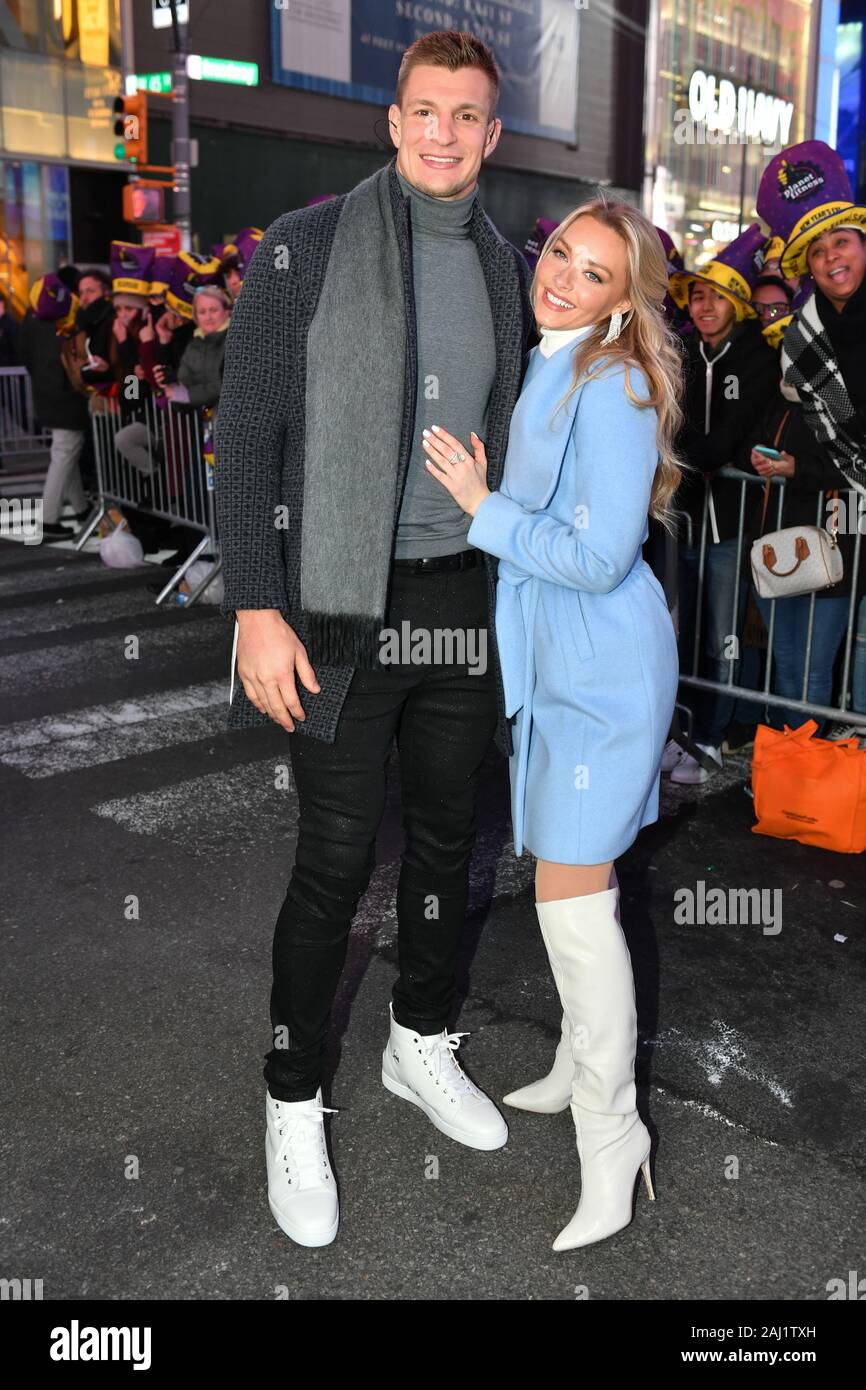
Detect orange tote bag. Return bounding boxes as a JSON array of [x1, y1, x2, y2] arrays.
[[751, 720, 866, 853]]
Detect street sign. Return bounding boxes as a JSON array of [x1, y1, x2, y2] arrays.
[[186, 55, 258, 86], [153, 0, 188, 27], [126, 72, 171, 95], [142, 224, 182, 255], [126, 58, 258, 95]]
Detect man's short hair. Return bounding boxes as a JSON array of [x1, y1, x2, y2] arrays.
[[753, 275, 794, 302], [78, 267, 111, 292], [395, 29, 500, 118]]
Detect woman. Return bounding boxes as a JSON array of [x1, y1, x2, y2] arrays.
[[154, 285, 231, 414], [424, 197, 683, 1251], [739, 394, 857, 733]]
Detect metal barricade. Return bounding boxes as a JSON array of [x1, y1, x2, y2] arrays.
[[75, 393, 221, 607], [673, 466, 866, 734], [0, 366, 51, 455]]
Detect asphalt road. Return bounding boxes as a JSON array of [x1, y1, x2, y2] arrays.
[[1, 535, 864, 1302]]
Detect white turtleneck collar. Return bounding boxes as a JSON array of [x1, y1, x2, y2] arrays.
[[538, 322, 595, 359]]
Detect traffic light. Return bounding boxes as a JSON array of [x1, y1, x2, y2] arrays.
[[113, 92, 148, 165]]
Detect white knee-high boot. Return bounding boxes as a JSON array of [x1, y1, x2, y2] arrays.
[[502, 1008, 572, 1113], [502, 866, 619, 1116], [537, 882, 654, 1251]]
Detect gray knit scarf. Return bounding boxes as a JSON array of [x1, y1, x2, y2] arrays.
[[300, 163, 407, 664]]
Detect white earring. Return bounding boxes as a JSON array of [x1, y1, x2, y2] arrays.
[[601, 311, 623, 345]]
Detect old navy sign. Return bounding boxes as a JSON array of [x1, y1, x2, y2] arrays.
[[688, 69, 794, 145]]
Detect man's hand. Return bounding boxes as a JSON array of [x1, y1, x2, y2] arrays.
[[236, 610, 320, 732]]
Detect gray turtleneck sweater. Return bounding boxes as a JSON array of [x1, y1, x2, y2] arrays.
[[394, 166, 496, 558]]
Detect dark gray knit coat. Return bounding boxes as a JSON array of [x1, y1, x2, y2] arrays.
[[214, 156, 537, 757]]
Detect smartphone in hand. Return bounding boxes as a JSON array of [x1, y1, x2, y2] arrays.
[[753, 445, 782, 460]]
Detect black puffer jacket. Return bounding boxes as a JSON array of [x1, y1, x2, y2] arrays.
[[675, 319, 781, 545], [18, 310, 89, 431]]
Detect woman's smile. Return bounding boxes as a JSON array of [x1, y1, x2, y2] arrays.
[[541, 287, 577, 312]]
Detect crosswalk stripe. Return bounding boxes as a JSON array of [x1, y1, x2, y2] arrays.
[[91, 760, 298, 845], [0, 585, 162, 640], [0, 610, 226, 701], [0, 680, 229, 777]]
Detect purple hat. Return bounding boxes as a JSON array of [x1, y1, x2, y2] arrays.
[[669, 222, 766, 320], [305, 194, 336, 207], [655, 227, 685, 274], [166, 251, 224, 320], [148, 255, 174, 297], [761, 235, 786, 266], [756, 141, 866, 277], [761, 275, 814, 350], [522, 217, 559, 272], [29, 273, 79, 335], [219, 226, 263, 281], [111, 241, 155, 298]]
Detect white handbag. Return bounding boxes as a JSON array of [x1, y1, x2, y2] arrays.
[[749, 412, 843, 599]]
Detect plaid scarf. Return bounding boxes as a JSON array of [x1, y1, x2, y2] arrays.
[[781, 293, 866, 495]]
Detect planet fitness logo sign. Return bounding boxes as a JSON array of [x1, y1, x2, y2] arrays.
[[778, 160, 825, 202]]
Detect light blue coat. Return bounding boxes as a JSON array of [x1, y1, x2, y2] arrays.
[[467, 342, 679, 863]]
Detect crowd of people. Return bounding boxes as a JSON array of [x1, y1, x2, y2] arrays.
[[6, 137, 866, 740], [9, 228, 262, 561], [654, 140, 866, 762]]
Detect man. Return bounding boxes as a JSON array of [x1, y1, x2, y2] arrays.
[[215, 29, 535, 1248], [663, 226, 780, 783], [750, 273, 794, 332], [59, 267, 111, 397], [19, 270, 91, 542]]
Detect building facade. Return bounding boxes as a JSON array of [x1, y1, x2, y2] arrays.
[[130, 0, 650, 254], [643, 0, 837, 267], [0, 0, 129, 311]]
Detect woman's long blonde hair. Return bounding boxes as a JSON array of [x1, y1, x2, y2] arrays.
[[530, 195, 686, 529]]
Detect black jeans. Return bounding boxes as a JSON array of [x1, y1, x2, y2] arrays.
[[264, 559, 498, 1101]]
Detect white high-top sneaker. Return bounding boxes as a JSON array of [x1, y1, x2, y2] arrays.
[[381, 1002, 508, 1151], [669, 742, 723, 784], [265, 1087, 339, 1247], [660, 737, 688, 774]]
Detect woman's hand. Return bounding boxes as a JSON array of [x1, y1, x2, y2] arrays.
[[423, 426, 490, 516], [112, 317, 127, 343], [751, 447, 795, 478]]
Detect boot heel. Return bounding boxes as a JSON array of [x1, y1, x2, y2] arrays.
[[640, 1156, 656, 1202]]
